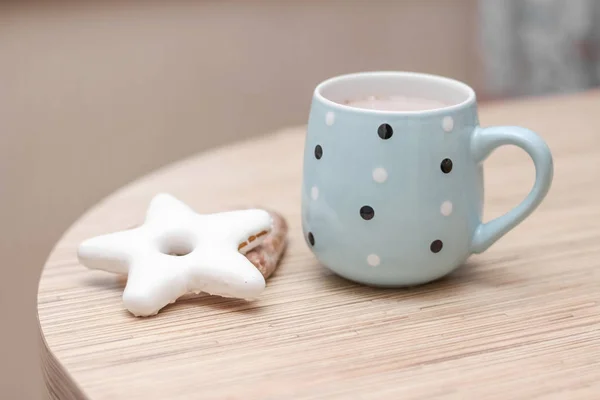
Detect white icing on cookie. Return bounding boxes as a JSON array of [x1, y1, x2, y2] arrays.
[[77, 193, 273, 317]]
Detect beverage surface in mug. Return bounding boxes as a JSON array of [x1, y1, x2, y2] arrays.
[[343, 95, 450, 111], [301, 71, 553, 287]]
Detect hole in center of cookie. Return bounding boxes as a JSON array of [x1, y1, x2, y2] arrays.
[[158, 233, 195, 257]]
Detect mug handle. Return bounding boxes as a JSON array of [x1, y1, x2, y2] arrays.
[[469, 126, 554, 254]]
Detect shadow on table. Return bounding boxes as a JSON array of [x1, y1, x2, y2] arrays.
[[82, 253, 525, 318], [83, 273, 263, 316], [313, 254, 526, 303], [84, 273, 128, 291], [176, 294, 263, 315]]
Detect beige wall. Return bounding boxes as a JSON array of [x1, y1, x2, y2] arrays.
[[0, 1, 478, 398]]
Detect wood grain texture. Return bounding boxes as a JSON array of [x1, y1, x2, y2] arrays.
[[37, 90, 600, 399]]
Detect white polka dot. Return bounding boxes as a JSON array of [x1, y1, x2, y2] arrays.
[[442, 116, 454, 132], [311, 186, 319, 200], [372, 167, 388, 183], [325, 111, 335, 126], [440, 201, 453, 216], [367, 254, 380, 267]]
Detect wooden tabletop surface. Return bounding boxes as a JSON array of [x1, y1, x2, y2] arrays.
[[38, 90, 600, 400]]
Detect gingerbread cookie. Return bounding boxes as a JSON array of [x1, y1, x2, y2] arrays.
[[77, 193, 287, 317], [244, 209, 287, 280]]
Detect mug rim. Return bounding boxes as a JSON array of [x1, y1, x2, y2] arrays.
[[314, 71, 476, 116]]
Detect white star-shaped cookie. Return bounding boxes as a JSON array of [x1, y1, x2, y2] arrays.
[[77, 193, 273, 316]]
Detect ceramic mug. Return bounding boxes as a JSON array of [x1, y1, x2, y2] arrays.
[[301, 71, 553, 286]]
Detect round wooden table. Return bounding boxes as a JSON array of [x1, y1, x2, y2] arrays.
[[38, 92, 600, 400]]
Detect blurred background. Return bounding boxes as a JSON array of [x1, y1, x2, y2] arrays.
[[1, 1, 599, 398]]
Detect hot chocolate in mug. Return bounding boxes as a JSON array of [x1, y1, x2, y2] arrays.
[[301, 71, 553, 286]]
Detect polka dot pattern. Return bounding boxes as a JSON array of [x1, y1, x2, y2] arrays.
[[377, 123, 393, 140], [430, 240, 443, 253], [440, 201, 453, 216], [325, 111, 335, 126], [442, 116, 454, 132], [372, 167, 388, 183], [360, 206, 375, 220], [367, 254, 381, 267], [314, 145, 323, 160], [311, 186, 319, 200], [308, 112, 458, 266], [440, 158, 453, 173]]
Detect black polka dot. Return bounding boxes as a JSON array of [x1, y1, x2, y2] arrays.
[[308, 232, 315, 246], [360, 206, 375, 220], [440, 158, 453, 173], [314, 145, 323, 160], [377, 123, 393, 140], [430, 240, 443, 253]]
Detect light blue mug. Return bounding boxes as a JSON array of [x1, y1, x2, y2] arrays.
[[301, 71, 553, 286]]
